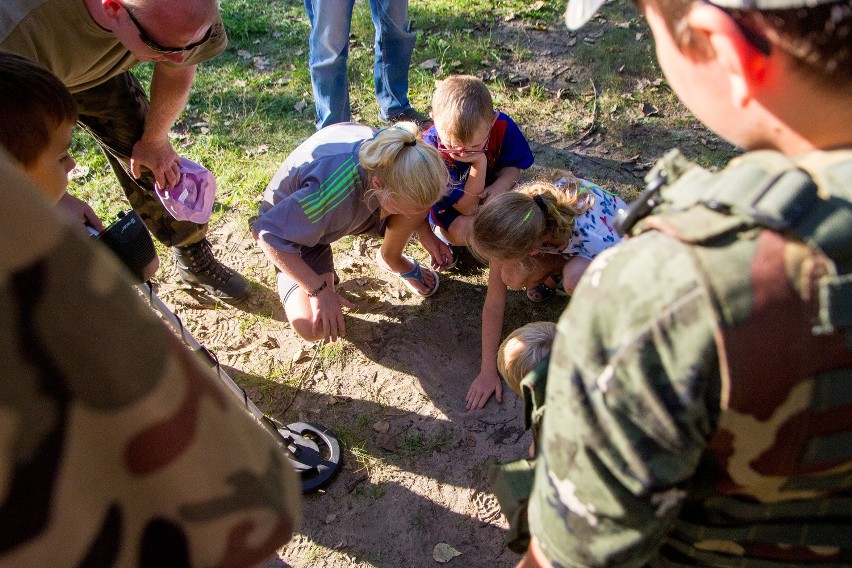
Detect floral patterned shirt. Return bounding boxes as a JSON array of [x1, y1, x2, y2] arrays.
[[539, 181, 627, 260]]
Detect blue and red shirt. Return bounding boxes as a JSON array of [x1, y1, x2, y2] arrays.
[[423, 112, 534, 230]]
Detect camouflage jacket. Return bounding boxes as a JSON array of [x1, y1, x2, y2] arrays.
[[528, 149, 852, 567], [0, 151, 301, 567]]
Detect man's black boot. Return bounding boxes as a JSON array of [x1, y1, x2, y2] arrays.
[[173, 238, 250, 301]]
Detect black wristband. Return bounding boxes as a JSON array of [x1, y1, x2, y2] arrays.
[[306, 280, 327, 297]]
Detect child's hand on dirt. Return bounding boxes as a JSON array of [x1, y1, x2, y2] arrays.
[[311, 288, 354, 343], [466, 370, 502, 410], [427, 239, 454, 271], [418, 227, 454, 271]]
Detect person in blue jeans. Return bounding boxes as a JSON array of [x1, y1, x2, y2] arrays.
[[304, 0, 430, 130]]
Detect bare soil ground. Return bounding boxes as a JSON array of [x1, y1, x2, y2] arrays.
[[157, 217, 564, 568], [154, 15, 732, 568]]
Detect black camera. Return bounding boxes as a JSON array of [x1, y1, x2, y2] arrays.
[[90, 210, 159, 282]]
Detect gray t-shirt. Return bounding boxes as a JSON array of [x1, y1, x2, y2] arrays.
[[0, 0, 227, 92], [255, 123, 383, 255]]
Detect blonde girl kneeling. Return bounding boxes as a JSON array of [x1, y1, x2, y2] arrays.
[[254, 122, 450, 343]]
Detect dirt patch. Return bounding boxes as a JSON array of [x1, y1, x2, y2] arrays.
[[156, 213, 563, 567], [152, 14, 731, 568]]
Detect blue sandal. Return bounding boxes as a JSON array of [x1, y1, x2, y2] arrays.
[[392, 255, 440, 297]]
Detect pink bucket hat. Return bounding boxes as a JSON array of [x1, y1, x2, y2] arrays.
[[154, 158, 216, 224]]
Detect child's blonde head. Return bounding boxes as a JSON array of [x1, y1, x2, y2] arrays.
[[470, 177, 595, 263], [497, 322, 557, 395], [359, 122, 448, 211], [431, 75, 494, 146]]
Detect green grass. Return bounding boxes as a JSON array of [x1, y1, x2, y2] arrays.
[[353, 482, 387, 500], [225, 361, 293, 406], [267, 359, 303, 389], [316, 341, 346, 367], [399, 426, 453, 458], [349, 441, 386, 476], [69, 0, 734, 225]]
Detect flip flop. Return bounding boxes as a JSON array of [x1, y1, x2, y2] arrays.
[[388, 255, 440, 297]]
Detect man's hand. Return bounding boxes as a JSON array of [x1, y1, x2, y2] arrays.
[[310, 287, 355, 343], [466, 369, 503, 410], [57, 193, 105, 232], [132, 62, 196, 190], [131, 135, 181, 189]]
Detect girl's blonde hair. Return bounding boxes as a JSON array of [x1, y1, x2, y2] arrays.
[[470, 176, 594, 263], [497, 321, 557, 395], [359, 121, 448, 210]]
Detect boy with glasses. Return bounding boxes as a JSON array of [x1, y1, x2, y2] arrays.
[[0, 0, 251, 301], [519, 0, 852, 565], [423, 75, 534, 248]]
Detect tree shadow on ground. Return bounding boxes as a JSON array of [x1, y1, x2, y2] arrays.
[[225, 365, 524, 568], [343, 276, 564, 416]]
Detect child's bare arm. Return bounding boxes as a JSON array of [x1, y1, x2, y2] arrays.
[[453, 154, 488, 215], [563, 256, 593, 295], [257, 238, 352, 342], [484, 166, 521, 200], [415, 216, 453, 270], [467, 262, 507, 410]]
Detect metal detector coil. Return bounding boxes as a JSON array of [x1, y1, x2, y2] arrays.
[[276, 422, 341, 493], [137, 283, 342, 493]]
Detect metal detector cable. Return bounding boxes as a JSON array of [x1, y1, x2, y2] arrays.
[[135, 282, 342, 492], [138, 282, 285, 439]]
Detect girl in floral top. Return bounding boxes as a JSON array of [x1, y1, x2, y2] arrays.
[[464, 177, 627, 410]]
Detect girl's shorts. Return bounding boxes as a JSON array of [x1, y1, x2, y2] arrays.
[[276, 216, 389, 305], [276, 244, 336, 304], [428, 206, 462, 232]]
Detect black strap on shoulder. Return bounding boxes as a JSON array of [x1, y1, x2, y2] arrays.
[[701, 167, 819, 232], [697, 165, 852, 335], [619, 151, 852, 335], [614, 173, 667, 237]]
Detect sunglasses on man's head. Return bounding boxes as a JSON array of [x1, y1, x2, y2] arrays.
[[125, 6, 213, 55]]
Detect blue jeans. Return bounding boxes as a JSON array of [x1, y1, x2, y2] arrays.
[[304, 0, 417, 129]]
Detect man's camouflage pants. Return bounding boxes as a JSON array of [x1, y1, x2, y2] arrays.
[[73, 71, 207, 248]]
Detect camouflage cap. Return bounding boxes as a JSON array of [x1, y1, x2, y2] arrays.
[[565, 0, 844, 29]]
